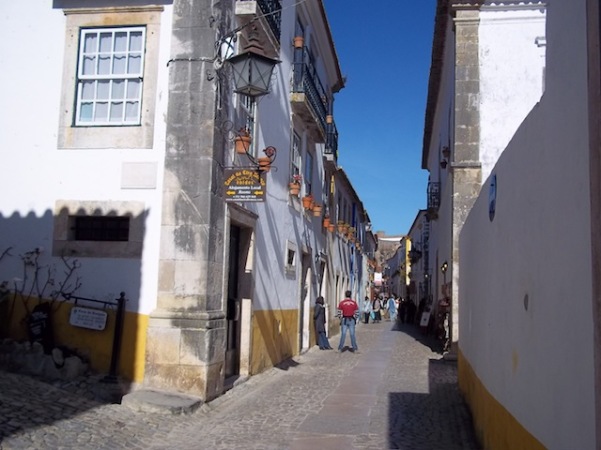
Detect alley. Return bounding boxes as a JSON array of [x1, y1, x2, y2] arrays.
[[0, 321, 480, 450]]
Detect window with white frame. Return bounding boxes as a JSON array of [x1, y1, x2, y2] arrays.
[[76, 27, 146, 126], [285, 241, 298, 274]]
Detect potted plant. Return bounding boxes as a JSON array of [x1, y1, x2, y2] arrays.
[[258, 156, 271, 172], [323, 216, 330, 228], [337, 220, 347, 234], [328, 223, 335, 233], [234, 128, 251, 155], [312, 203, 322, 217], [289, 174, 302, 196], [301, 194, 313, 209], [293, 36, 304, 48]]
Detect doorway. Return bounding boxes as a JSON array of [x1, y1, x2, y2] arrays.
[[225, 225, 242, 379]]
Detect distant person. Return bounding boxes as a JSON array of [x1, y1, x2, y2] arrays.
[[337, 290, 359, 353], [372, 295, 382, 323], [381, 295, 389, 320], [388, 294, 397, 322], [400, 298, 408, 323], [314, 296, 332, 350], [362, 296, 372, 324]]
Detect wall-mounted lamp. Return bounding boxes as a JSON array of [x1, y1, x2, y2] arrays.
[[440, 146, 450, 169], [225, 30, 280, 170], [226, 30, 281, 98], [440, 261, 448, 287]]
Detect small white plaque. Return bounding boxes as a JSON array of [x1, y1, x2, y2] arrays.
[[69, 307, 108, 331], [420, 311, 431, 327]]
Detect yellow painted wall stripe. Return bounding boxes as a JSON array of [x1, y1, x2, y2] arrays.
[[458, 350, 545, 450], [2, 298, 147, 383]]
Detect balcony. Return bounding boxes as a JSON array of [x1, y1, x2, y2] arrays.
[[426, 181, 440, 220], [324, 120, 338, 168], [291, 47, 328, 142], [235, 0, 281, 57]]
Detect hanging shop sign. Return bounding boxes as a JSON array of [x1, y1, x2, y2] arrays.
[[224, 168, 266, 202]]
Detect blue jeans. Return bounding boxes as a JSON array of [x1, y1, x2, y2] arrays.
[[338, 317, 358, 350], [317, 331, 331, 349]]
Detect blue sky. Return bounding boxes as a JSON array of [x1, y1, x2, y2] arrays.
[[322, 0, 436, 236]]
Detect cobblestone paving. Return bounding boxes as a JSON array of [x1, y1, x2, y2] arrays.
[[0, 321, 481, 450]]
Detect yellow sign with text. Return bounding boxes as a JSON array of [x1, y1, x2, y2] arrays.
[[224, 168, 266, 202]]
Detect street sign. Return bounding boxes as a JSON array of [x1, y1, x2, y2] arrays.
[[70, 306, 108, 331], [224, 168, 266, 202]]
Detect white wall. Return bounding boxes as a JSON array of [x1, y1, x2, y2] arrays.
[[479, 7, 546, 182], [460, 1, 595, 448], [0, 2, 172, 314]]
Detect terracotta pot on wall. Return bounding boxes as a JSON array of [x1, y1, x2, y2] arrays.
[[323, 217, 330, 228], [258, 157, 271, 172], [293, 36, 304, 48], [235, 135, 251, 154], [289, 183, 300, 196], [302, 196, 313, 209], [312, 204, 322, 217]]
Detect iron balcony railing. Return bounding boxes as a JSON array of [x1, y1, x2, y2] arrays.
[[325, 120, 338, 164], [256, 0, 281, 43], [292, 47, 328, 135], [427, 181, 441, 211], [237, 0, 282, 43]]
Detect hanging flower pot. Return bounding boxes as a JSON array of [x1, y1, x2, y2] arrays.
[[328, 224, 335, 232], [302, 195, 313, 209], [289, 182, 301, 196], [258, 157, 271, 172], [323, 217, 330, 228], [293, 36, 304, 48], [326, 114, 333, 124], [235, 134, 251, 154], [337, 221, 347, 234], [312, 204, 322, 217]]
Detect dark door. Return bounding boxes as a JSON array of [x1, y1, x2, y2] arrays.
[[225, 225, 241, 378]]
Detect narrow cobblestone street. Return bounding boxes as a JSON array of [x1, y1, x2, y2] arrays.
[[0, 320, 480, 450]]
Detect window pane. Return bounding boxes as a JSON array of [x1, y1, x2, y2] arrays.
[[95, 102, 108, 120], [79, 103, 93, 121], [98, 56, 111, 75], [82, 56, 96, 75], [109, 102, 124, 121], [97, 80, 110, 99], [113, 55, 126, 74], [130, 31, 143, 51], [128, 54, 141, 74], [112, 79, 125, 98], [125, 101, 139, 121], [114, 32, 127, 52], [81, 81, 95, 100], [126, 80, 140, 99], [83, 34, 97, 53], [76, 27, 146, 126], [99, 32, 112, 52]]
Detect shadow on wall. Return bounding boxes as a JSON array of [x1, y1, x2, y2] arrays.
[[0, 208, 146, 416]]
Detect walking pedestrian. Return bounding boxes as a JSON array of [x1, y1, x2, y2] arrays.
[[362, 296, 372, 324], [314, 296, 332, 350], [388, 293, 397, 322], [372, 295, 382, 323], [337, 290, 359, 352], [381, 295, 389, 320]]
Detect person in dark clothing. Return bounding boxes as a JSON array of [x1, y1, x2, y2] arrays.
[[314, 296, 332, 350]]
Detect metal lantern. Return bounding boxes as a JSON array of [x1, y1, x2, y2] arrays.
[[226, 34, 280, 98]]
